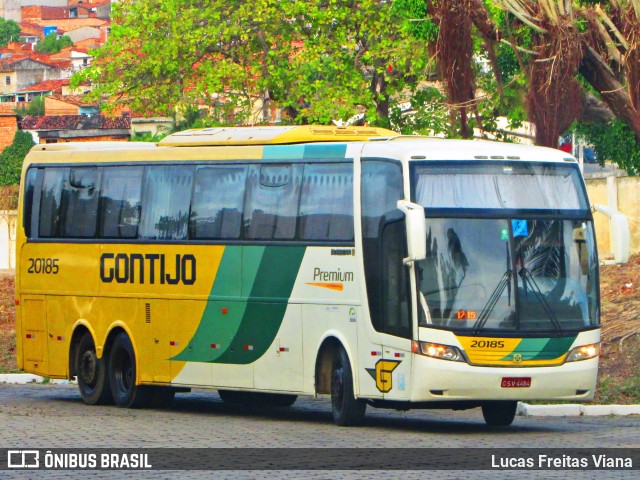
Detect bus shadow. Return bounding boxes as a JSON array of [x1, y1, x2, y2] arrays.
[[49, 388, 554, 435]]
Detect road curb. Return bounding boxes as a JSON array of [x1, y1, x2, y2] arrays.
[[0, 374, 75, 385], [1, 374, 638, 416], [517, 402, 640, 417]]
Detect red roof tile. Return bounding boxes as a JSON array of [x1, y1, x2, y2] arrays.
[[19, 115, 131, 131], [23, 79, 70, 93]]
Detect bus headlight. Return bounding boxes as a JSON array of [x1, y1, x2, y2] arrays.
[[412, 341, 464, 362], [566, 343, 600, 362]]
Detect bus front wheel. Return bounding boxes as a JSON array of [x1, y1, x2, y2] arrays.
[[76, 332, 112, 405], [108, 332, 151, 408], [481, 401, 518, 427], [331, 347, 366, 426]]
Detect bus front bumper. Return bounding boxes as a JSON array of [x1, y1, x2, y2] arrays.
[[410, 355, 598, 402]]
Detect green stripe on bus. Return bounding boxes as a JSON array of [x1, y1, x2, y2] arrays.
[[500, 336, 576, 361], [529, 336, 576, 360], [214, 245, 306, 364], [172, 245, 306, 364], [172, 246, 254, 362], [303, 144, 347, 159], [263, 145, 305, 160]]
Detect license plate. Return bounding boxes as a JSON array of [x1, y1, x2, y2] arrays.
[[501, 377, 531, 388]]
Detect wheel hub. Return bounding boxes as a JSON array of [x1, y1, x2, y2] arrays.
[[80, 351, 97, 385]]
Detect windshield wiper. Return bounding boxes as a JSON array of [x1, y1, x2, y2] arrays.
[[473, 242, 512, 334], [518, 267, 564, 334]]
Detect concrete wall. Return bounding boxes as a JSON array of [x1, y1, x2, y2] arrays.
[[585, 173, 640, 258], [0, 210, 16, 270]]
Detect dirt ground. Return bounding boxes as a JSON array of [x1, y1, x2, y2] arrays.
[[1, 256, 639, 386]]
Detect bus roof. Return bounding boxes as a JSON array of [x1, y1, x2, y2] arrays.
[[361, 138, 577, 164], [157, 125, 397, 146]]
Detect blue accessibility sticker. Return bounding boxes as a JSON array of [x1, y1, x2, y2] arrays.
[[512, 219, 528, 237]]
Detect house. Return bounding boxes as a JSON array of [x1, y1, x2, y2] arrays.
[[60, 25, 102, 44], [0, 0, 21, 23], [44, 94, 98, 116], [26, 17, 111, 44], [0, 57, 63, 102], [18, 22, 44, 43], [20, 114, 131, 143]]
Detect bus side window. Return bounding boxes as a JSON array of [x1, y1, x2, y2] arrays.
[[23, 168, 43, 239], [244, 164, 302, 240], [299, 163, 354, 242], [99, 166, 143, 239], [191, 165, 247, 240], [39, 168, 68, 238], [139, 165, 194, 240], [60, 167, 100, 238]]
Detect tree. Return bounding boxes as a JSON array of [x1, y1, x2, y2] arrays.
[[36, 33, 73, 54], [0, 18, 20, 47], [0, 131, 35, 186], [75, 0, 429, 126]]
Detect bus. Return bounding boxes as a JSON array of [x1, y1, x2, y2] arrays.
[[16, 126, 601, 427]]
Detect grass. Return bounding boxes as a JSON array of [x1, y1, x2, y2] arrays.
[[0, 330, 20, 374], [592, 335, 640, 404]]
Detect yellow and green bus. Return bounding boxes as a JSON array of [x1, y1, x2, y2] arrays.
[[16, 126, 601, 427]]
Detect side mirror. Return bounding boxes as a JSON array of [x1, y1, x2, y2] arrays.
[[397, 200, 427, 265], [592, 204, 630, 264]]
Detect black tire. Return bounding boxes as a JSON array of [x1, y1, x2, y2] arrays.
[[218, 390, 297, 408], [331, 347, 366, 426], [76, 332, 112, 405], [108, 332, 151, 408], [482, 401, 518, 427]]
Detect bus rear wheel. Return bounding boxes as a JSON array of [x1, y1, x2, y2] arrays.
[[331, 347, 366, 426], [481, 401, 518, 427], [76, 332, 112, 405], [108, 332, 151, 408]]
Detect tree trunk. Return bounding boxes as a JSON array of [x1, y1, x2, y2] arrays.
[[579, 45, 640, 141]]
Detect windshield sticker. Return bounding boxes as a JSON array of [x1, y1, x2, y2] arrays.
[[500, 228, 509, 241], [512, 219, 528, 237]]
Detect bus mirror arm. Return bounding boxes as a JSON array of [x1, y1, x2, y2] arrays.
[[397, 200, 427, 265]]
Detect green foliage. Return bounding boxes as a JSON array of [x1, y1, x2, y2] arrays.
[[0, 18, 20, 47], [389, 86, 449, 135], [78, 0, 430, 127], [0, 131, 35, 186], [392, 0, 438, 42], [36, 33, 73, 54], [13, 96, 45, 116], [574, 120, 640, 175]]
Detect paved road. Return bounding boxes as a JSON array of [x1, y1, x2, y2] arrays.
[[1, 384, 638, 479]]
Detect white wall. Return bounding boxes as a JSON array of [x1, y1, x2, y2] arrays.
[[0, 210, 16, 270]]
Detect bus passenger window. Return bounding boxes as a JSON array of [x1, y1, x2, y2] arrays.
[[60, 167, 99, 238], [191, 166, 247, 239], [22, 168, 42, 238], [299, 163, 353, 241], [139, 166, 194, 240], [99, 166, 143, 238], [39, 168, 67, 238], [244, 164, 302, 240]]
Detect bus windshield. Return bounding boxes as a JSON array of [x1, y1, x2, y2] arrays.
[[416, 218, 599, 333], [412, 162, 598, 334]]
